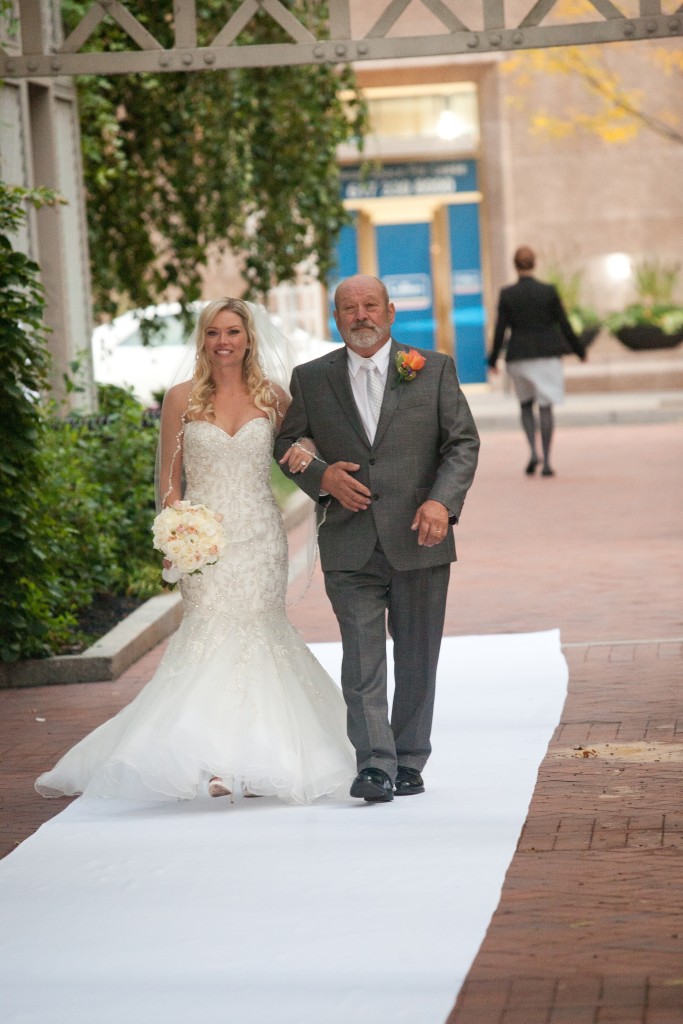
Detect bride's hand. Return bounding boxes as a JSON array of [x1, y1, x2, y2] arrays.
[[280, 437, 317, 474]]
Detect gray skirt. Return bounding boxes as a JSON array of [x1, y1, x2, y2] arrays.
[[506, 358, 564, 405]]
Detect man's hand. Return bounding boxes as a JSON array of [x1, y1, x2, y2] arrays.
[[411, 499, 449, 547], [321, 462, 372, 512]]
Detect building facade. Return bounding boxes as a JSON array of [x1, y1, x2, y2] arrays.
[[327, 13, 683, 382]]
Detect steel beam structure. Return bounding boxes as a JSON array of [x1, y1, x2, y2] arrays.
[[2, 0, 682, 79]]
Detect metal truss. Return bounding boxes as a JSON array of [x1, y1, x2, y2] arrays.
[[2, 0, 682, 79]]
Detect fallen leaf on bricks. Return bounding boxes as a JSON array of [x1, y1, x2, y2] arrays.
[[562, 743, 683, 762]]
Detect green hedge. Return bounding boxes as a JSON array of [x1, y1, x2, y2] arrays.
[[0, 182, 62, 661], [6, 385, 162, 660]]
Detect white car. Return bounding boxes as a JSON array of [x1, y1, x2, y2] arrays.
[[92, 301, 337, 406], [91, 302, 197, 406]]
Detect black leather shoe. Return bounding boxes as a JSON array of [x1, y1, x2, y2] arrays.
[[394, 766, 425, 796], [350, 768, 394, 803]]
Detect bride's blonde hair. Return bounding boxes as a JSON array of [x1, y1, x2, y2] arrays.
[[186, 298, 280, 424]]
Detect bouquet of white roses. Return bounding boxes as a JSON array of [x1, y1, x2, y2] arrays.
[[152, 501, 226, 584]]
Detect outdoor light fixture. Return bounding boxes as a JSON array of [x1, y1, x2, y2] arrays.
[[604, 252, 632, 282], [436, 101, 466, 141]]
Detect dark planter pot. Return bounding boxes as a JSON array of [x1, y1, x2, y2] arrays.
[[578, 326, 600, 347], [615, 325, 683, 351]]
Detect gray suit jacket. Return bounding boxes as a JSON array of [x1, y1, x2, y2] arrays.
[[274, 341, 480, 572]]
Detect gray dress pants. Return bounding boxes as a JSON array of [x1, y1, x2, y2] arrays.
[[324, 542, 450, 781]]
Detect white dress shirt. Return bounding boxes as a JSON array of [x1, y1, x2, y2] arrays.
[[346, 339, 392, 444]]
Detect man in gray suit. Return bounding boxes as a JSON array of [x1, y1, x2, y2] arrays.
[[275, 275, 479, 802]]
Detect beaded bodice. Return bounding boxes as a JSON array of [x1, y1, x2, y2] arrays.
[[179, 418, 288, 621], [184, 418, 275, 523]]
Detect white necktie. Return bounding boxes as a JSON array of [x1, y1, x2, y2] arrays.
[[364, 360, 384, 427]]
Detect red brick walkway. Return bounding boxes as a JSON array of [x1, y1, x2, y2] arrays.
[[1, 420, 682, 1023]]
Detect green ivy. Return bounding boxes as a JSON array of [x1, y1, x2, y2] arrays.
[[61, 1, 369, 317]]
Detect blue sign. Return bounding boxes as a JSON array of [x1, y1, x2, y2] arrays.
[[340, 160, 478, 201], [383, 273, 432, 311]]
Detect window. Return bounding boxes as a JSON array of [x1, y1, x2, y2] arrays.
[[340, 84, 479, 160]]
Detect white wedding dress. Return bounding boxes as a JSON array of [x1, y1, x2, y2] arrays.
[[36, 418, 355, 804]]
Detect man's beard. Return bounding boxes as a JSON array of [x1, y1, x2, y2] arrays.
[[342, 321, 387, 349]]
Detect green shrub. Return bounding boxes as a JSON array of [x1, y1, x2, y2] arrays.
[[0, 182, 62, 661], [606, 304, 683, 336], [605, 259, 683, 337], [634, 259, 680, 306], [4, 386, 161, 659], [73, 384, 159, 586], [546, 265, 601, 335]]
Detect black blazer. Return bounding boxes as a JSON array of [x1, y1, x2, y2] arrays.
[[488, 276, 584, 367]]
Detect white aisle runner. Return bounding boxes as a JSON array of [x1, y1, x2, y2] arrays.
[[0, 631, 567, 1024]]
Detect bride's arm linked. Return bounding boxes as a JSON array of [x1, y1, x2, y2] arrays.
[[280, 437, 318, 474], [270, 383, 316, 475]]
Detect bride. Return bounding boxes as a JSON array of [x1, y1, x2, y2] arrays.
[[36, 298, 355, 804]]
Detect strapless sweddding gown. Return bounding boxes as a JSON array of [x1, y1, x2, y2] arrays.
[[36, 419, 355, 804]]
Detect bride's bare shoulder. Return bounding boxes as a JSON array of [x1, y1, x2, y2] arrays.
[[163, 380, 193, 410]]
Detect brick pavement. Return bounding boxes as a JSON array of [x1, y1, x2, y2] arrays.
[[448, 641, 683, 1024], [1, 418, 682, 1022]]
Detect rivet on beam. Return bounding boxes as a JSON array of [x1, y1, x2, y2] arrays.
[[203, 52, 216, 65], [669, 17, 681, 31], [5, 60, 15, 75], [313, 45, 325, 59], [645, 19, 657, 32], [159, 54, 170, 67], [181, 53, 193, 65], [50, 59, 62, 72], [467, 34, 479, 48], [357, 43, 369, 55], [490, 33, 503, 46], [622, 21, 636, 36], [27, 59, 39, 71], [512, 32, 524, 45], [335, 44, 347, 57]]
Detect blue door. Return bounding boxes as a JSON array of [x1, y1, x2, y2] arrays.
[[327, 221, 358, 342], [329, 187, 487, 384], [328, 220, 435, 349], [448, 203, 487, 383], [376, 222, 435, 350]]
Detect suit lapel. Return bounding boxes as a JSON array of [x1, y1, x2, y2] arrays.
[[325, 348, 370, 448], [372, 340, 403, 449]]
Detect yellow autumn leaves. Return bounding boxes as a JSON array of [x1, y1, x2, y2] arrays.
[[503, 38, 683, 146]]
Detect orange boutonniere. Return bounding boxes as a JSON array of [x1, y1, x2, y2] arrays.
[[392, 348, 426, 388]]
